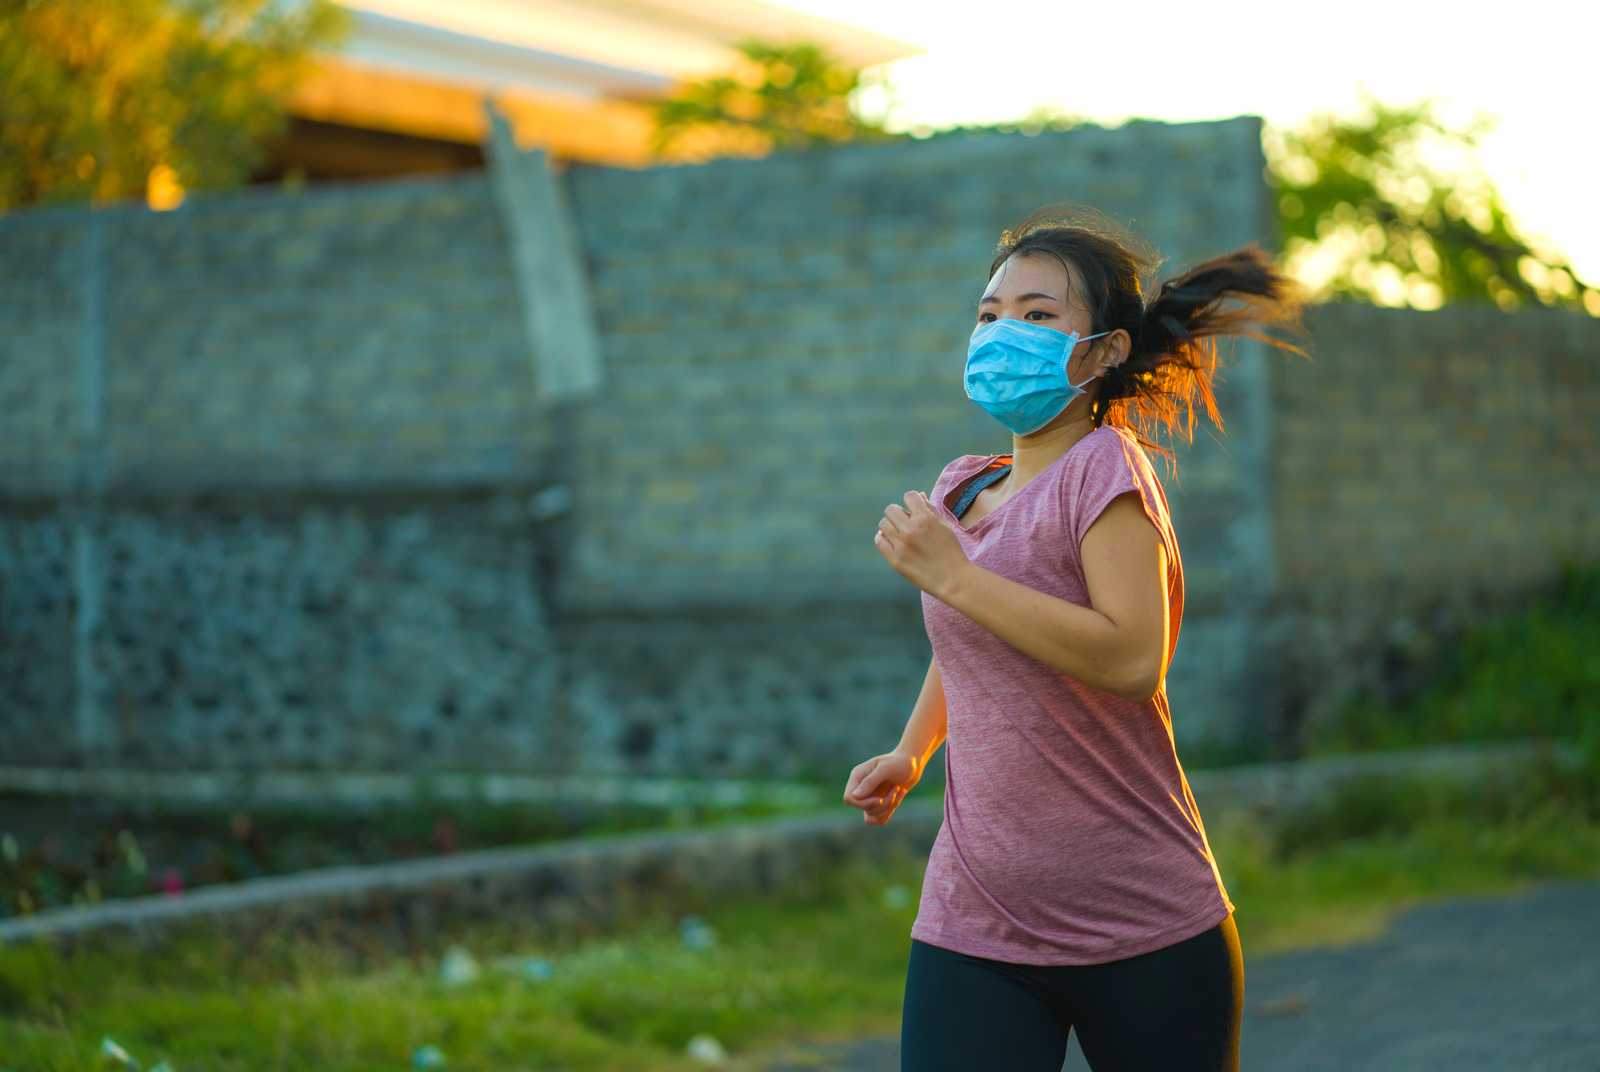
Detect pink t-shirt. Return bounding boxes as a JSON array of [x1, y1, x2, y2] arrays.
[[909, 423, 1235, 966]]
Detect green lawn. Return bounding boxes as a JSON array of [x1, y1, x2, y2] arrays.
[[4, 746, 1598, 1071], [1301, 561, 1600, 758]]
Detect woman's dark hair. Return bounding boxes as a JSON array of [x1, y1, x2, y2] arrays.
[[989, 203, 1309, 466]]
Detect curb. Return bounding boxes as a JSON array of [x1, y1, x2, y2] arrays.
[[0, 804, 942, 949], [1, 738, 1579, 950]]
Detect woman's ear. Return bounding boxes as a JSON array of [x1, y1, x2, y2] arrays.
[[1094, 329, 1133, 375]]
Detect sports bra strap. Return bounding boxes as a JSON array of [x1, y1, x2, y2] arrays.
[[952, 464, 1012, 519]]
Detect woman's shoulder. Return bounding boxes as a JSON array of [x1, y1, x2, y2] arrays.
[[1061, 424, 1133, 471], [1066, 424, 1179, 547], [1063, 425, 1170, 503]]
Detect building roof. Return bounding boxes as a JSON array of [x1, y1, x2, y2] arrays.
[[330, 0, 921, 101]]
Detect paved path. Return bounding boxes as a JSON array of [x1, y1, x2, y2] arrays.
[[748, 877, 1600, 1071]]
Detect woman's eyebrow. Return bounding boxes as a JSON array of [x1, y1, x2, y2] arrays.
[[978, 291, 1063, 305]]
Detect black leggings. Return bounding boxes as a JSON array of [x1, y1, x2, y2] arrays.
[[900, 913, 1243, 1071]]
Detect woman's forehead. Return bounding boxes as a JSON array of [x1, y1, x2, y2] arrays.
[[982, 251, 1081, 302]]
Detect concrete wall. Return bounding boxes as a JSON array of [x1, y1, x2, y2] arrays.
[[0, 175, 553, 495], [559, 118, 1274, 609], [1, 114, 1593, 776]]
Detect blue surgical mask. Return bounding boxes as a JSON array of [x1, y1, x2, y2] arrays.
[[965, 318, 1111, 436]]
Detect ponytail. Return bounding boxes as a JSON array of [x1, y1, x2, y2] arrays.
[[1097, 243, 1308, 454]]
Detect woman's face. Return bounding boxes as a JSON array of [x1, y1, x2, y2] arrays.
[[976, 251, 1116, 406]]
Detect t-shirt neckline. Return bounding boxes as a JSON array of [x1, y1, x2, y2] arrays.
[[945, 426, 1109, 533]]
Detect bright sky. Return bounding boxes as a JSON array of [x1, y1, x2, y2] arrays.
[[769, 0, 1598, 283]]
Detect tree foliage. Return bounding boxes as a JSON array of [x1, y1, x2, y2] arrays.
[[650, 39, 899, 155], [1264, 95, 1598, 314], [0, 0, 350, 213]]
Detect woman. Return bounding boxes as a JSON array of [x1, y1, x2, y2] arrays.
[[843, 204, 1305, 1071]]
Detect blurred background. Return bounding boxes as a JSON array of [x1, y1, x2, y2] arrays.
[[1, 1, 1596, 1069]]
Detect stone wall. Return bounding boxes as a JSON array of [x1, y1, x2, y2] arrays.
[[0, 174, 552, 496], [0, 495, 559, 770], [1266, 301, 1600, 742], [1, 112, 1593, 775]]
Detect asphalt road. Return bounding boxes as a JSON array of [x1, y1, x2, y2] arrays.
[[750, 877, 1600, 1071]]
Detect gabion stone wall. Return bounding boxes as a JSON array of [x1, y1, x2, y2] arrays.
[[0, 511, 76, 763], [0, 490, 933, 777], [0, 492, 562, 771]]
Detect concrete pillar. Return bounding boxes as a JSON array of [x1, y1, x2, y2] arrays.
[[71, 207, 110, 766], [482, 96, 604, 402]]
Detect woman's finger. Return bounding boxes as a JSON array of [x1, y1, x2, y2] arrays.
[[866, 787, 902, 817], [844, 768, 870, 803], [846, 765, 884, 801]]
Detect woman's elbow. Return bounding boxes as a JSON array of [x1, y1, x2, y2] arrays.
[[1112, 655, 1162, 703]]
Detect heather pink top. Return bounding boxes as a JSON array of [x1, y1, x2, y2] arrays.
[[909, 423, 1235, 966]]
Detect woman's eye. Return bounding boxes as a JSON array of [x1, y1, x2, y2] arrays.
[[975, 311, 1052, 323]]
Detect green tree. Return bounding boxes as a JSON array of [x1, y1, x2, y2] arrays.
[[650, 39, 899, 155], [0, 0, 350, 213], [1264, 94, 1599, 314]]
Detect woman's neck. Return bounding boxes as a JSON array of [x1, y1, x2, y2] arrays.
[[1005, 415, 1097, 484]]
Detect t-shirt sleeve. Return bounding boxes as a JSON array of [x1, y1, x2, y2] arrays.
[[1069, 432, 1161, 551]]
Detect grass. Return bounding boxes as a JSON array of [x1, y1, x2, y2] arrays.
[[1300, 560, 1600, 758], [1, 787, 842, 919], [4, 744, 1599, 1071], [1246, 558, 1600, 951], [1208, 741, 1600, 953], [0, 849, 924, 1072]]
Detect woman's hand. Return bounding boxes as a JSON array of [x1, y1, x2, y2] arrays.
[[873, 491, 970, 600], [843, 749, 922, 826]]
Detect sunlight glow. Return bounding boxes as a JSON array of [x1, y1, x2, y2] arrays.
[[768, 0, 1597, 283], [145, 162, 185, 212]]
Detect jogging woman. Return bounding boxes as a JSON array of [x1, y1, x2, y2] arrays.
[[843, 205, 1305, 1071]]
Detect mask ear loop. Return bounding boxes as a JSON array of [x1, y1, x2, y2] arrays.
[[1065, 330, 1112, 389]]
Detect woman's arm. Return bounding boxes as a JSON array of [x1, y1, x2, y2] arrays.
[[931, 492, 1169, 701], [893, 655, 949, 783]]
